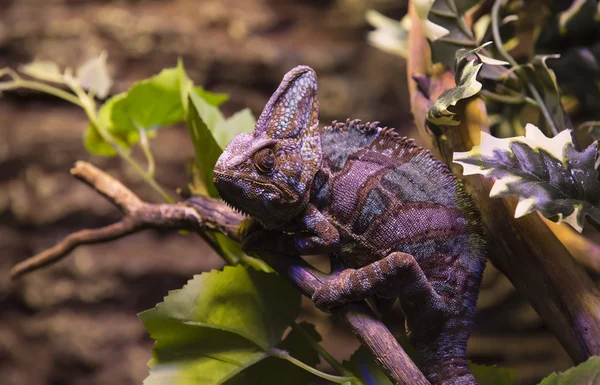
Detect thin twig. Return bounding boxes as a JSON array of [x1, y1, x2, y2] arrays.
[[10, 220, 139, 278], [10, 161, 430, 385]]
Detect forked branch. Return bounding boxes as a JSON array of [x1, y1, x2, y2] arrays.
[[10, 161, 430, 385]]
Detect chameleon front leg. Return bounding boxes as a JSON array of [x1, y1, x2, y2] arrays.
[[312, 252, 477, 385], [242, 204, 340, 255], [312, 252, 445, 314]]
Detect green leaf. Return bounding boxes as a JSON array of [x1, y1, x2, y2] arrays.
[[195, 86, 229, 107], [83, 67, 181, 155], [84, 123, 117, 157], [471, 362, 514, 385], [77, 52, 113, 99], [428, 42, 508, 126], [186, 91, 224, 198], [142, 319, 268, 385], [454, 124, 600, 232], [537, 356, 600, 385], [110, 67, 184, 135], [180, 59, 255, 197], [226, 322, 322, 385], [139, 265, 302, 385], [142, 265, 301, 350], [214, 233, 244, 265], [213, 108, 256, 149], [84, 61, 229, 157]]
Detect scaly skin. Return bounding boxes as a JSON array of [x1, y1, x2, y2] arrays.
[[213, 66, 486, 385]]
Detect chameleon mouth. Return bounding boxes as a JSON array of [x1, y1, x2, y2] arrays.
[[213, 171, 279, 214], [222, 199, 249, 216]]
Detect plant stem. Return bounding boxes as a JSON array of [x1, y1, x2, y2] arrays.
[[291, 322, 358, 381], [136, 122, 156, 177], [491, 0, 559, 136], [68, 75, 175, 203], [269, 348, 359, 384], [0, 79, 83, 107], [240, 254, 273, 272], [481, 89, 537, 106]]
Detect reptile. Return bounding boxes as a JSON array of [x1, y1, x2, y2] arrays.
[[213, 66, 487, 385]]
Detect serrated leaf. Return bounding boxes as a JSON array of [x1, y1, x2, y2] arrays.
[[428, 42, 508, 126], [521, 55, 568, 133], [424, 0, 481, 69], [537, 356, 600, 385], [77, 52, 113, 99], [186, 91, 224, 198], [470, 362, 514, 385], [19, 60, 63, 83], [139, 265, 302, 385], [365, 10, 411, 59], [141, 319, 268, 385], [143, 265, 300, 349], [454, 124, 600, 232], [179, 60, 255, 197], [226, 322, 322, 385]]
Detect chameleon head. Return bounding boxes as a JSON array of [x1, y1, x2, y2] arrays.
[[213, 66, 322, 229]]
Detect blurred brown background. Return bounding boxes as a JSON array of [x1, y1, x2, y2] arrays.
[[0, 1, 573, 384]]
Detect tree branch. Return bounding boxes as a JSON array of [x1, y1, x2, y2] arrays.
[[406, 2, 600, 364], [10, 161, 430, 385], [10, 220, 139, 278]]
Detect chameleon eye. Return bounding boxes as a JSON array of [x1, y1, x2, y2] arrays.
[[254, 147, 275, 173]]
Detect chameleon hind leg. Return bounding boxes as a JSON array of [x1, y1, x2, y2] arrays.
[[312, 252, 477, 385]]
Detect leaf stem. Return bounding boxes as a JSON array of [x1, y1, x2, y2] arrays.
[[491, 0, 559, 136], [290, 322, 360, 382], [481, 89, 537, 106], [135, 122, 156, 177], [0, 78, 83, 107], [240, 254, 273, 272], [269, 348, 360, 385], [2, 66, 175, 203], [66, 73, 175, 203]]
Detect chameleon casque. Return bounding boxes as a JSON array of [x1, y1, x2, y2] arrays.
[[213, 66, 486, 385]]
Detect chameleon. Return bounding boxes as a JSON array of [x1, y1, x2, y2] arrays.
[[213, 66, 486, 385]]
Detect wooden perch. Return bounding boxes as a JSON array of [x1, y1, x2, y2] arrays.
[[406, 2, 600, 364], [11, 161, 430, 385]]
